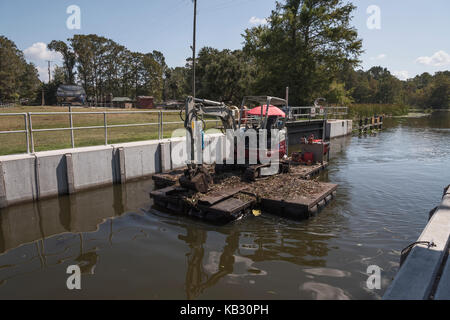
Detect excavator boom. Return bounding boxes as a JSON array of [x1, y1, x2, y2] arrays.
[[181, 96, 237, 193]]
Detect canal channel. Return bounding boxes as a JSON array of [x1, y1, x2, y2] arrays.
[[0, 111, 449, 299]]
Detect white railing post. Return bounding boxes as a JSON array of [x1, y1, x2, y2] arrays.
[[104, 112, 108, 145], [158, 111, 161, 140], [28, 113, 35, 153], [69, 106, 75, 148], [24, 114, 30, 154], [160, 111, 164, 139]]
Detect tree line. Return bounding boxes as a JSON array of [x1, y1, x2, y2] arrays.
[[0, 36, 40, 103], [1, 0, 448, 109], [339, 66, 449, 109], [170, 0, 448, 109], [47, 34, 167, 103]]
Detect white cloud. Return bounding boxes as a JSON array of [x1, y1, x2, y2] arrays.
[[36, 66, 49, 82], [416, 50, 450, 67], [393, 70, 409, 81], [24, 43, 63, 82], [249, 16, 267, 25], [371, 54, 387, 61], [23, 42, 62, 62]]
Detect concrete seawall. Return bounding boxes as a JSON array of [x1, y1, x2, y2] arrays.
[[0, 120, 352, 209], [383, 186, 450, 300], [287, 119, 353, 143], [326, 120, 353, 139], [0, 133, 226, 209]]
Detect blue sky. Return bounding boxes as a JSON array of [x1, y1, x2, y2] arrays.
[[1, 0, 449, 82]]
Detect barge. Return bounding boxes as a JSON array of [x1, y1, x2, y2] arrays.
[[150, 161, 337, 224], [149, 95, 337, 224]]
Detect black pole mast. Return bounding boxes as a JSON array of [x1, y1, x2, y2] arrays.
[[192, 0, 197, 99]]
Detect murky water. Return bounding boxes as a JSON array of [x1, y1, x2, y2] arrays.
[[0, 112, 449, 300]]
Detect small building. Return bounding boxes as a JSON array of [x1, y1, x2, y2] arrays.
[[112, 97, 133, 109], [56, 85, 86, 106], [136, 96, 154, 109]]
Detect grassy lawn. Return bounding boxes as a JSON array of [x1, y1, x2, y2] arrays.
[[0, 106, 221, 156], [2, 104, 412, 156]]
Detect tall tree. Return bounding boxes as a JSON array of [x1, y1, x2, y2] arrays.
[[20, 62, 41, 103], [41, 66, 66, 105], [427, 71, 450, 108], [48, 40, 76, 84], [243, 0, 363, 105], [195, 47, 256, 104], [0, 36, 40, 102], [150, 50, 168, 100], [69, 35, 94, 96], [165, 67, 190, 100]]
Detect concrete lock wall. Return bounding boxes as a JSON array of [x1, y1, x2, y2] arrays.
[[35, 150, 69, 198], [326, 120, 353, 139], [0, 125, 347, 209], [0, 154, 38, 207], [112, 140, 162, 182], [0, 133, 225, 209]]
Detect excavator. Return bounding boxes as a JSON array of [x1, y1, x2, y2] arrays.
[[179, 95, 289, 193], [179, 96, 237, 193]]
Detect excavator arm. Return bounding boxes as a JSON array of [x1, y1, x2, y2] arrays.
[[184, 96, 237, 135], [180, 96, 237, 193]]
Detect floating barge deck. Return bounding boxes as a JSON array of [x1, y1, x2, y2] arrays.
[[150, 162, 336, 224], [151, 184, 254, 224], [153, 162, 328, 189]]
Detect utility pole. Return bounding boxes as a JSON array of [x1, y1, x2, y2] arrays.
[[46, 60, 53, 83], [192, 0, 197, 99]]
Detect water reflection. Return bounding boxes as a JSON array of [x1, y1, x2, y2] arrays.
[[164, 212, 338, 299], [0, 170, 342, 299], [303, 268, 351, 278], [300, 282, 350, 300], [0, 182, 152, 290], [178, 223, 240, 300], [74, 234, 99, 275], [0, 184, 127, 255], [238, 222, 333, 267]]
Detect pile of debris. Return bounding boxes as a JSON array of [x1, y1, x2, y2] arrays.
[[150, 162, 337, 223], [247, 175, 325, 200]]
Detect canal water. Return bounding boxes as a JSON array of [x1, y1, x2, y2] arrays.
[[0, 112, 449, 300]]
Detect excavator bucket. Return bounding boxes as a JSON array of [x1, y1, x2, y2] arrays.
[[179, 165, 213, 193]]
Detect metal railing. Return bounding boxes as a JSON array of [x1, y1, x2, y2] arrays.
[[1, 110, 221, 155], [0, 103, 16, 108], [28, 110, 164, 153], [289, 106, 348, 121], [1, 107, 347, 155], [0, 113, 30, 153]]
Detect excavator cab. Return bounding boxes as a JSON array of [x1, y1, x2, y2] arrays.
[[237, 96, 289, 179]]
